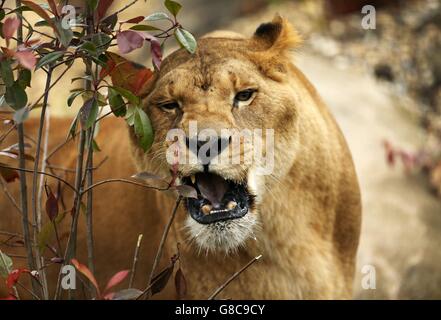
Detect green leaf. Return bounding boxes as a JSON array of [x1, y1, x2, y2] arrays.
[[134, 107, 154, 152], [92, 139, 101, 152], [144, 12, 170, 21], [130, 24, 161, 31], [80, 98, 99, 130], [90, 33, 112, 55], [111, 86, 140, 105], [18, 69, 32, 88], [80, 41, 97, 56], [87, 0, 99, 11], [101, 13, 117, 30], [5, 82, 27, 110], [125, 105, 136, 126], [0, 251, 13, 278], [13, 107, 29, 124], [55, 20, 73, 47], [34, 19, 50, 27], [164, 0, 182, 17], [0, 9, 5, 22], [37, 212, 66, 254], [0, 60, 14, 87], [67, 90, 85, 107], [108, 87, 126, 117], [36, 51, 64, 70], [174, 28, 197, 54], [67, 114, 79, 139]]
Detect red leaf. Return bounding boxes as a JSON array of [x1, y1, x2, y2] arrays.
[[6, 268, 30, 289], [71, 259, 100, 295], [174, 267, 187, 299], [44, 184, 59, 222], [100, 52, 153, 95], [0, 294, 17, 300], [122, 16, 145, 24], [14, 50, 37, 70], [0, 165, 19, 183], [133, 68, 154, 96], [104, 270, 129, 293], [47, 0, 58, 16], [3, 18, 20, 46], [97, 0, 114, 22], [117, 30, 144, 54], [22, 1, 57, 32], [150, 37, 162, 70]]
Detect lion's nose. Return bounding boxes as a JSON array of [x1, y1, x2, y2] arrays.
[[185, 136, 231, 166]]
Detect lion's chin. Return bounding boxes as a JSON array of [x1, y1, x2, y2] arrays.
[[184, 211, 259, 254]]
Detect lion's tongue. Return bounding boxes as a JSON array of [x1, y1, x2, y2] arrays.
[[196, 173, 228, 208]]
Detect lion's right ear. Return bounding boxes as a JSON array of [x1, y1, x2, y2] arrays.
[[252, 15, 302, 55]]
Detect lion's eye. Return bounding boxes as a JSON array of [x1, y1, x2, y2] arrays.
[[234, 89, 256, 103], [158, 101, 179, 111]]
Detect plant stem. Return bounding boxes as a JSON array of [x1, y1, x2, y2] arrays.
[[146, 196, 182, 299], [208, 255, 262, 300], [129, 234, 143, 288], [30, 66, 53, 300], [15, 0, 40, 299]]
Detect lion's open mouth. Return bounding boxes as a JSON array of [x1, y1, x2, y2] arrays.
[[182, 172, 252, 224]]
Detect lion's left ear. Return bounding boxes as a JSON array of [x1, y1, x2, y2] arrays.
[[252, 15, 302, 54]]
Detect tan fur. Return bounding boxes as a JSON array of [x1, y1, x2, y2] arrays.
[[0, 17, 361, 299]]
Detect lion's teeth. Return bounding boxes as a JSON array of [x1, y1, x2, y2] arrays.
[[190, 174, 196, 184], [201, 204, 212, 215], [227, 201, 237, 210]]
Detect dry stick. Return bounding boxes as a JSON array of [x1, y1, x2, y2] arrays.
[[208, 255, 263, 300], [128, 234, 143, 288], [30, 66, 53, 300], [145, 196, 182, 299], [15, 0, 40, 299]]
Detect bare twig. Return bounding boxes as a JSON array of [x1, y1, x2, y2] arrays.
[[128, 234, 143, 288], [208, 255, 262, 300], [146, 196, 182, 299], [29, 63, 73, 111], [81, 178, 169, 194], [0, 164, 78, 194], [114, 0, 139, 15], [0, 124, 16, 143]]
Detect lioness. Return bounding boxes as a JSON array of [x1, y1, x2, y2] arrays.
[[0, 16, 361, 299]]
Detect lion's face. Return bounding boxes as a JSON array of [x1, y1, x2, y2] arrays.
[[132, 17, 302, 253]]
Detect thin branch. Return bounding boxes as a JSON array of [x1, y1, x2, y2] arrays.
[[0, 124, 16, 143], [81, 178, 169, 195], [208, 255, 262, 300], [29, 63, 73, 111], [114, 0, 139, 15], [128, 234, 143, 288], [145, 196, 182, 299], [0, 164, 78, 194]]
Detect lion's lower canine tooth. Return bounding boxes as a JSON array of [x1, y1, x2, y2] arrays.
[[201, 204, 212, 215], [191, 175, 196, 184], [227, 201, 237, 210]]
